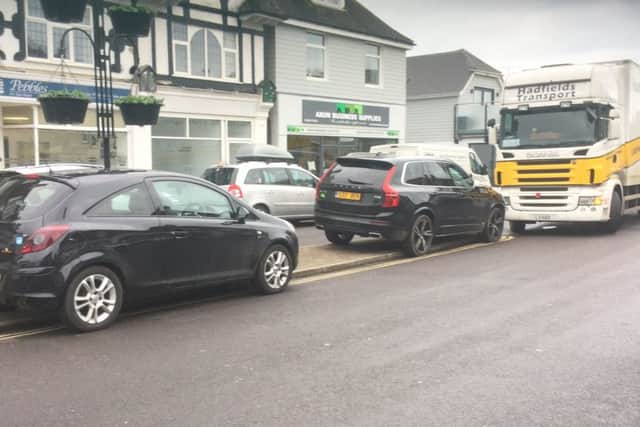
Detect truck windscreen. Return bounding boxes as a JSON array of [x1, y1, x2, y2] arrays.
[[499, 106, 608, 149]]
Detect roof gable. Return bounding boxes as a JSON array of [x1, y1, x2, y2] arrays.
[[407, 49, 501, 98], [239, 0, 414, 46]]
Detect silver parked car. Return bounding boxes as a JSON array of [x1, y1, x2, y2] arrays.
[[202, 162, 319, 219]]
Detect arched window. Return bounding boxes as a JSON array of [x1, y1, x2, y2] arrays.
[[206, 31, 222, 78], [173, 23, 236, 80]]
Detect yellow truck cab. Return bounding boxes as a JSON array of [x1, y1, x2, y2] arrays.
[[491, 60, 640, 233]]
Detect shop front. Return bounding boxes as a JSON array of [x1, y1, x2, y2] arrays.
[[0, 74, 272, 176], [145, 86, 272, 176], [274, 95, 406, 176], [0, 74, 130, 169]]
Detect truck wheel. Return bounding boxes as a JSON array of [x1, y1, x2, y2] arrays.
[[480, 208, 505, 243], [325, 230, 354, 245], [509, 221, 526, 234], [602, 190, 623, 234], [402, 214, 433, 257]]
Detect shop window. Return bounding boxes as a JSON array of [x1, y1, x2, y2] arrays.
[[306, 32, 325, 79], [2, 106, 34, 126], [365, 44, 381, 86], [38, 130, 128, 168], [228, 121, 252, 163], [172, 23, 238, 81], [26, 0, 93, 64], [152, 117, 222, 176]]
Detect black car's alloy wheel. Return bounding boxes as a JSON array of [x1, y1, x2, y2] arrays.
[[481, 208, 505, 242], [403, 214, 433, 257], [254, 245, 292, 294], [325, 229, 354, 245], [63, 267, 123, 332]]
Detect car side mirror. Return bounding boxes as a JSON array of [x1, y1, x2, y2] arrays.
[[236, 206, 251, 223], [480, 164, 489, 175]]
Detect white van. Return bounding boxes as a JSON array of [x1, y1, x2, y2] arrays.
[[367, 143, 492, 188]]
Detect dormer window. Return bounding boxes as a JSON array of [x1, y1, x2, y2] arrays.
[[310, 0, 346, 10]]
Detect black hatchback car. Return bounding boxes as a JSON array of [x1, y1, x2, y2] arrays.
[[315, 156, 505, 257], [0, 171, 298, 331]]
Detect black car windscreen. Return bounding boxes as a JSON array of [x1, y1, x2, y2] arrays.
[[0, 177, 73, 221], [325, 159, 392, 187]]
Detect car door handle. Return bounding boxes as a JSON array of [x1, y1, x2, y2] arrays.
[[171, 231, 189, 239]]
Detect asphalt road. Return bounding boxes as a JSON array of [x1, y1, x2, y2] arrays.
[[1, 219, 640, 426]]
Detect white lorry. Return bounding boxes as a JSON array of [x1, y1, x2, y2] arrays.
[[491, 60, 640, 233]]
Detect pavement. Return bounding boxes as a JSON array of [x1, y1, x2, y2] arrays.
[[1, 218, 640, 426]]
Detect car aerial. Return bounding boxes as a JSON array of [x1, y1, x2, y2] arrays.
[[0, 170, 298, 331], [315, 156, 505, 257], [202, 161, 319, 220]]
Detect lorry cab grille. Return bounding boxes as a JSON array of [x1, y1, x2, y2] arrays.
[[514, 160, 574, 185]]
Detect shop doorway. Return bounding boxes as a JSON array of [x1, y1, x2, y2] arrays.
[[288, 135, 397, 176]]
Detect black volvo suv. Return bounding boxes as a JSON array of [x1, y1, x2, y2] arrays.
[[315, 156, 505, 257]]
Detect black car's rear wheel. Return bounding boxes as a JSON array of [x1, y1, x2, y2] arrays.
[[62, 266, 123, 332], [403, 214, 433, 257], [254, 245, 292, 294], [480, 207, 505, 243], [325, 229, 354, 245]]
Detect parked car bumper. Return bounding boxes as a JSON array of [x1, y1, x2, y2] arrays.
[[0, 265, 62, 307], [314, 209, 408, 240]]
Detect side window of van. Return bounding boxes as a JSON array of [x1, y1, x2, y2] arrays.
[[469, 152, 486, 175]]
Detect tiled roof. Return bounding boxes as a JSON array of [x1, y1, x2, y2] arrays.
[[239, 0, 414, 46]]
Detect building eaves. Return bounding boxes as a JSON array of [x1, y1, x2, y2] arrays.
[[239, 0, 414, 46]]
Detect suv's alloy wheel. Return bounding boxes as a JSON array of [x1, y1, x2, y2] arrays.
[[254, 245, 292, 294], [481, 208, 505, 242], [403, 214, 433, 257], [63, 267, 123, 332]]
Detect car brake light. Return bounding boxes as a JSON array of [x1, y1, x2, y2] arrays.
[[228, 184, 243, 198], [21, 224, 70, 255], [316, 162, 336, 201], [381, 166, 399, 208]]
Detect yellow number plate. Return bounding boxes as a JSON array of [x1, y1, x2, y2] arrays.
[[335, 191, 362, 201]]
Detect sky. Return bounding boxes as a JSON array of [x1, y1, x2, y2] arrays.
[[360, 0, 640, 74]]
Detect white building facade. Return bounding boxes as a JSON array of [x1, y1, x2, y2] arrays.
[[240, 0, 413, 176], [0, 0, 270, 175]]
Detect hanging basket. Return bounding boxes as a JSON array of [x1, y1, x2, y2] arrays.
[[116, 96, 163, 126], [39, 0, 88, 24], [38, 91, 90, 125], [108, 6, 153, 37]]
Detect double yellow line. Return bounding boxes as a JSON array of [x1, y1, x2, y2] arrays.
[[0, 236, 514, 343]]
